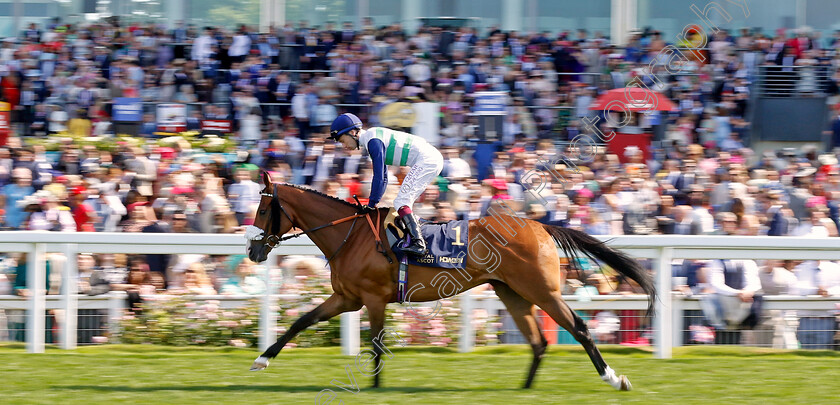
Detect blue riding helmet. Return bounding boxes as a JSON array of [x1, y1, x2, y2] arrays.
[[329, 113, 363, 140]]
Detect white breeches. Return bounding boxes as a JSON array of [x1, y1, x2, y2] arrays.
[[393, 151, 444, 209]]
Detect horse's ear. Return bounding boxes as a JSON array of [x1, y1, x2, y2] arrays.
[[262, 171, 272, 188]]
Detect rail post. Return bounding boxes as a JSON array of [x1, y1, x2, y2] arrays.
[[672, 292, 685, 348], [26, 242, 46, 353], [108, 292, 125, 341], [60, 244, 78, 350], [341, 310, 360, 356], [259, 251, 279, 352], [459, 292, 475, 353], [654, 247, 673, 359]]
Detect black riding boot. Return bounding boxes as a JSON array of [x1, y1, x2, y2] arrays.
[[400, 213, 427, 256]]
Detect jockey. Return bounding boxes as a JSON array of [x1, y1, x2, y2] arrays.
[[329, 112, 444, 256]]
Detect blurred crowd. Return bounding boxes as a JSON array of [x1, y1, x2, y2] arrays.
[[3, 20, 840, 142], [1, 19, 840, 348]]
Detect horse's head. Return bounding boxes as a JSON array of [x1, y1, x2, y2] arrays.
[[245, 171, 294, 263]]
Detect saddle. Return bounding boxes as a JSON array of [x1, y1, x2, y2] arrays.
[[383, 208, 470, 303]]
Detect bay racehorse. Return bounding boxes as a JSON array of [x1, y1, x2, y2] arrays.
[[246, 172, 655, 390]]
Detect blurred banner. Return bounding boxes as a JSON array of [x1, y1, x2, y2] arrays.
[[473, 92, 507, 142], [378, 101, 440, 147], [378, 102, 416, 128], [473, 91, 508, 115], [202, 120, 232, 135], [112, 98, 143, 122], [0, 102, 10, 145], [156, 103, 187, 133]]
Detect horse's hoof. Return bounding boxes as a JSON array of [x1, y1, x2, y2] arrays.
[[619, 375, 632, 391], [250, 356, 270, 371]]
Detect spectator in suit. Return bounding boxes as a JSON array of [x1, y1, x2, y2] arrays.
[[673, 159, 699, 205], [662, 205, 701, 235], [337, 21, 356, 44], [141, 208, 174, 288], [766, 189, 797, 235], [273, 71, 294, 119], [702, 213, 764, 344], [186, 110, 203, 131], [291, 84, 312, 139], [139, 113, 157, 137]]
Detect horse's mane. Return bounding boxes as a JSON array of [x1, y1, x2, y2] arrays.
[[279, 183, 359, 209]]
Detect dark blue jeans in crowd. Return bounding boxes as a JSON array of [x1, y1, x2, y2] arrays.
[[797, 317, 836, 349]]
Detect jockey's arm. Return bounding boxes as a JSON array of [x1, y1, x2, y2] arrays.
[[367, 138, 387, 207]]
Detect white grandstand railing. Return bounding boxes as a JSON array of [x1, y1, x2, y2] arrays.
[[2, 232, 840, 358]]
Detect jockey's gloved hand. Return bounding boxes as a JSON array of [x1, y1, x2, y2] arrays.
[[358, 204, 377, 215]]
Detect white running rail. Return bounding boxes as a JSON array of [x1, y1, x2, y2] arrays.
[[2, 232, 840, 358]]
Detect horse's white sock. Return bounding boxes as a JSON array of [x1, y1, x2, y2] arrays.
[[250, 356, 270, 371], [601, 366, 621, 389]]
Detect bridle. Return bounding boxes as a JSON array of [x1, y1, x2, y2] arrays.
[[257, 183, 330, 249], [253, 184, 390, 264], [260, 186, 291, 249]]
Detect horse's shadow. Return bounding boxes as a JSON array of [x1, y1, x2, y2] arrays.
[[52, 384, 511, 393]]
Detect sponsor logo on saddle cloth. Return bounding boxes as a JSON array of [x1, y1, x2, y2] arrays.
[[384, 208, 469, 269]]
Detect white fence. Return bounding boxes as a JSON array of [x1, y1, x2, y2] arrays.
[[1, 232, 840, 358]]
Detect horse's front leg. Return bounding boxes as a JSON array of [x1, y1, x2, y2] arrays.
[[251, 293, 361, 370]]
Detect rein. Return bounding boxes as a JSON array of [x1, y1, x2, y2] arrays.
[[262, 184, 391, 264]]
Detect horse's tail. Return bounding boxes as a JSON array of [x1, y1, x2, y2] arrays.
[[542, 224, 656, 316]]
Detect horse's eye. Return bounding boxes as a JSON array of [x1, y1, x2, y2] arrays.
[[259, 210, 266, 215]]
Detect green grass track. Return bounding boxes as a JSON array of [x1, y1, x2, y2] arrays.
[[1, 344, 837, 404]]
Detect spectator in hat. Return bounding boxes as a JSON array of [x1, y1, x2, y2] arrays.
[[787, 166, 817, 220], [573, 187, 594, 221], [479, 178, 513, 216], [26, 190, 75, 232], [69, 186, 96, 232]]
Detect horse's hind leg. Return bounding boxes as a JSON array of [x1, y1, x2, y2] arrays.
[[535, 292, 632, 391], [361, 295, 390, 389], [491, 281, 548, 389], [251, 293, 361, 371]]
